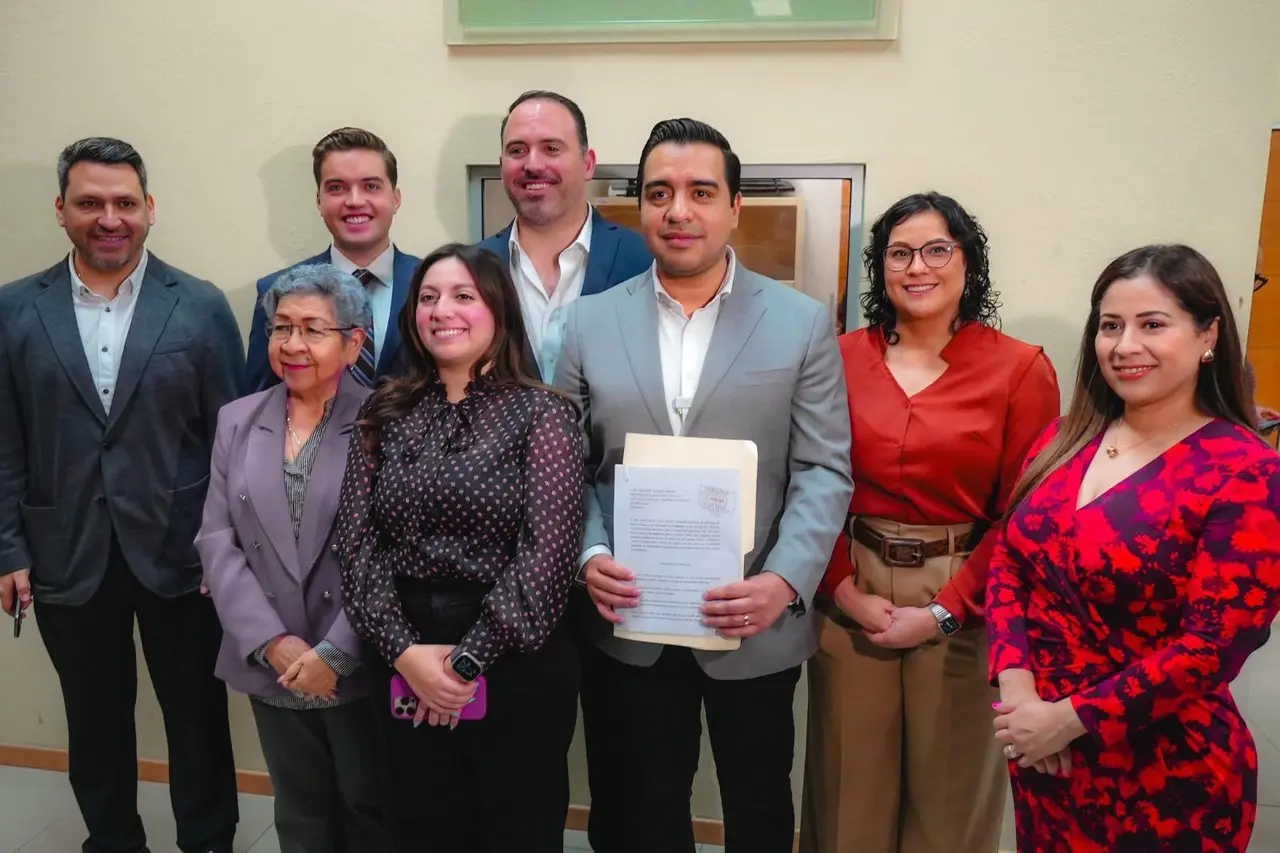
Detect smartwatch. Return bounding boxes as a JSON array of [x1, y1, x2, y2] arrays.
[[928, 602, 961, 637], [450, 650, 484, 682]]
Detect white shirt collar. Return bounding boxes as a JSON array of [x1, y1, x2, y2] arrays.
[[330, 243, 395, 287], [69, 249, 149, 299], [654, 247, 737, 310], [509, 205, 594, 262]]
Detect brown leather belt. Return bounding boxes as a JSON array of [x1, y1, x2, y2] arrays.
[[849, 517, 976, 569]]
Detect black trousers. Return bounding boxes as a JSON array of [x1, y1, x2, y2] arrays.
[[251, 698, 390, 853], [35, 536, 238, 853], [567, 590, 628, 853], [364, 577, 580, 852], [586, 642, 802, 853]]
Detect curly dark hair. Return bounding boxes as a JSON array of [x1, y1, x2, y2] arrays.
[[860, 192, 1001, 342]]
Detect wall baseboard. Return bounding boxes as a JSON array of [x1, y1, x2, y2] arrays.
[[1, 744, 777, 848], [0, 745, 1019, 853], [0, 743, 275, 797]]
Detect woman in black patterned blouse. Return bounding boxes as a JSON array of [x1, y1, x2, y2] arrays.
[[334, 243, 584, 852]]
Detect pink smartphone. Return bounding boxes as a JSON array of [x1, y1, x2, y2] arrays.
[[390, 674, 487, 721]]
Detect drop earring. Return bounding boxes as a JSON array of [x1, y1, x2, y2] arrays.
[[1200, 349, 1215, 364]]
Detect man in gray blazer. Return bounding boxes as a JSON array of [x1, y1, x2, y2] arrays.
[[0, 138, 243, 853], [555, 119, 853, 853]]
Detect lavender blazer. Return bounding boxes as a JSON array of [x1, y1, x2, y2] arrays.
[[195, 379, 370, 701]]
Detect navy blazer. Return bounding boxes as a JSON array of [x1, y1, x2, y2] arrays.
[[477, 208, 651, 377], [244, 247, 420, 392], [477, 206, 652, 298]]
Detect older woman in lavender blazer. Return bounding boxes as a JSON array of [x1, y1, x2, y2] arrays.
[[195, 264, 389, 853]]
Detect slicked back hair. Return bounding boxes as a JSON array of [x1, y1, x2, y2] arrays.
[[501, 90, 589, 152], [637, 118, 741, 198], [312, 127, 398, 188]]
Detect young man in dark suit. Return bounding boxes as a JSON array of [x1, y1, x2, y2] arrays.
[[245, 127, 419, 391], [0, 137, 243, 853]]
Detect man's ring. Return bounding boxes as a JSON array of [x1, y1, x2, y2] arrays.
[[742, 613, 751, 627], [1003, 745, 1018, 761]]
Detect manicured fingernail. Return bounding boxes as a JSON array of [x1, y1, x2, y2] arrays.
[[992, 702, 1000, 709]]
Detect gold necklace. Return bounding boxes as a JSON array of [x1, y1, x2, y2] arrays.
[[285, 412, 305, 456], [1103, 416, 1206, 459]]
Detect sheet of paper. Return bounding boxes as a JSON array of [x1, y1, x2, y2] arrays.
[[613, 465, 743, 651], [621, 433, 758, 553]]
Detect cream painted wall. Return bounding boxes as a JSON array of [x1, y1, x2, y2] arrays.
[[2, 0, 1279, 823]]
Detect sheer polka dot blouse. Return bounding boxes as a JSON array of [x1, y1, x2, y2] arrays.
[[334, 379, 584, 670]]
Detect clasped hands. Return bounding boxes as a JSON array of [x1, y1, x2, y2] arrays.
[[394, 644, 476, 729], [265, 635, 338, 702], [832, 578, 939, 649], [583, 554, 796, 638], [991, 689, 1088, 778]]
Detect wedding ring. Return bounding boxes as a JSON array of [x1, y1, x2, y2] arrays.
[[742, 613, 751, 627], [1003, 745, 1019, 761]]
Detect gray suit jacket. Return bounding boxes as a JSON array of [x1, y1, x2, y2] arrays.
[[554, 266, 853, 680], [195, 380, 369, 700], [0, 254, 245, 604]]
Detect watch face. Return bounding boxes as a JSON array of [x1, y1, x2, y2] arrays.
[[930, 604, 961, 636], [452, 653, 482, 682]]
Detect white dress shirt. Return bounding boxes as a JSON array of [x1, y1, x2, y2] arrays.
[[70, 250, 149, 415], [655, 249, 737, 435], [330, 244, 395, 368], [578, 250, 737, 569], [509, 207, 593, 382]]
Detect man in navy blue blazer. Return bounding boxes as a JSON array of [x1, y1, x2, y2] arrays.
[[475, 91, 650, 853], [245, 128, 419, 391], [477, 91, 651, 383]]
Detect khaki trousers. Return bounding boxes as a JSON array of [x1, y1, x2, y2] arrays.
[[800, 517, 1006, 853]]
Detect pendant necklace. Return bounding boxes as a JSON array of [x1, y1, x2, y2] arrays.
[[1104, 416, 1206, 459]]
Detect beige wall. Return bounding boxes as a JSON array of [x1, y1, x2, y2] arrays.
[[2, 0, 1279, 822]]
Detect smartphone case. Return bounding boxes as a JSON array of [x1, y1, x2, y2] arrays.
[[390, 673, 487, 721]]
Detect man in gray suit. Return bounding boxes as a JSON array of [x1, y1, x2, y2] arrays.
[[0, 138, 243, 853], [555, 119, 853, 853]]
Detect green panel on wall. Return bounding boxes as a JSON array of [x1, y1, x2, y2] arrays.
[[457, 0, 879, 28]]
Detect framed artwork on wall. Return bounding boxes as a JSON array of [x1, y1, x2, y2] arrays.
[[443, 0, 900, 46]]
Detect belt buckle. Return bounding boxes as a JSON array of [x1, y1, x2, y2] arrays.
[[880, 536, 925, 568]]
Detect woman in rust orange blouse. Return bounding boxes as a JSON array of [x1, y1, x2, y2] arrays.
[[799, 192, 1060, 853]]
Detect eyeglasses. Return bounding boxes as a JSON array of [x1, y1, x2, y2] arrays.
[[884, 240, 959, 272], [266, 323, 354, 344]]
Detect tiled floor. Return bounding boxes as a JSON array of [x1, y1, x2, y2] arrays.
[[0, 764, 724, 852], [5, 632, 1280, 851]]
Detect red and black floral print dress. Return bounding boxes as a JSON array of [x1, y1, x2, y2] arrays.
[[988, 418, 1280, 852]]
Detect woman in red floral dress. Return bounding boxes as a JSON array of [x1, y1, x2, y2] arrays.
[[987, 244, 1280, 852]]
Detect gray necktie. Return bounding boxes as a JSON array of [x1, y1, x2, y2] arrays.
[[350, 268, 379, 387]]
